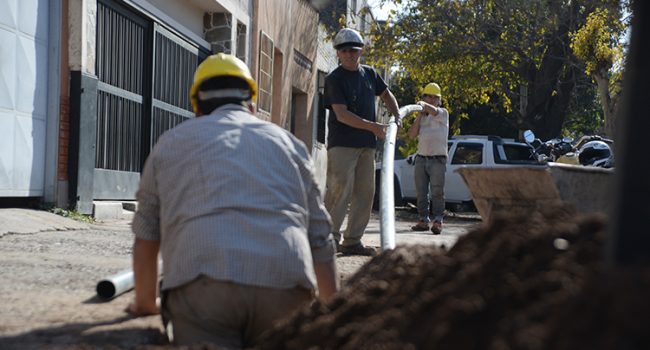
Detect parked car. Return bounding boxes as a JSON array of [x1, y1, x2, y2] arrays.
[[374, 135, 543, 211]]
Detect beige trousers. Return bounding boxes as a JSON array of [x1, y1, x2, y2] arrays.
[[324, 147, 376, 246], [162, 275, 312, 348]]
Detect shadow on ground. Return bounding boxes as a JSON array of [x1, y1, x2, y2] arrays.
[[0, 315, 166, 350]]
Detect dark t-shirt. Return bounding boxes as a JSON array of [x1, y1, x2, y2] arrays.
[[324, 64, 387, 149]]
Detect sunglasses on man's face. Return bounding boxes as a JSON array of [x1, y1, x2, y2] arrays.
[[339, 48, 362, 53]]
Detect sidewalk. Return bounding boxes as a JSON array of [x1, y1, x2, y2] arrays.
[[0, 208, 90, 237], [0, 207, 482, 242], [359, 211, 481, 249]]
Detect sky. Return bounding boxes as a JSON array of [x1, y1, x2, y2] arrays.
[[367, 0, 402, 21]]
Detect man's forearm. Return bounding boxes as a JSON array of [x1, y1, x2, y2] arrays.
[[331, 105, 386, 138], [418, 101, 439, 116], [314, 260, 339, 301], [132, 238, 160, 314], [408, 114, 422, 140], [381, 89, 400, 119], [335, 108, 381, 131]]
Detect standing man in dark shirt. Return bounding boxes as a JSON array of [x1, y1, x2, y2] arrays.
[[324, 28, 401, 256]]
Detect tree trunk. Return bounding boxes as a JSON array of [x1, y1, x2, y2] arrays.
[[515, 2, 581, 141], [520, 50, 577, 141], [594, 69, 616, 138]]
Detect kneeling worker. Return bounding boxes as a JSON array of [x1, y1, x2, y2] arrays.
[[126, 53, 339, 348]]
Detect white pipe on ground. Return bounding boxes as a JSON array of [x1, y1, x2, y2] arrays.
[[96, 260, 163, 300], [96, 269, 134, 300]]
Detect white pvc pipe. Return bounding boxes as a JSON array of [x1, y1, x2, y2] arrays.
[[96, 260, 163, 300], [380, 104, 423, 251], [96, 269, 134, 300]]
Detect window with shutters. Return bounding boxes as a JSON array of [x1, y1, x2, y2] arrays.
[[258, 32, 274, 113]]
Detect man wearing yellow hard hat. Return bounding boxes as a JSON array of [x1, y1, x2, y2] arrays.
[[127, 53, 338, 347], [408, 83, 449, 234]]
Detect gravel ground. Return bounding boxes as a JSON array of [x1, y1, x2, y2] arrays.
[[0, 208, 478, 349]]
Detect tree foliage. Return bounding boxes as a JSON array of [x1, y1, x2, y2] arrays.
[[570, 6, 628, 137], [364, 0, 627, 140]]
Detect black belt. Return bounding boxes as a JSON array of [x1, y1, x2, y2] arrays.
[[417, 154, 446, 159]]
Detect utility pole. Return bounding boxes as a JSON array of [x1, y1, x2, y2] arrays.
[[607, 1, 650, 266]]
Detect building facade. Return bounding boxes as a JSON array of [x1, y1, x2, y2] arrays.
[[1, 0, 390, 214], [1, 0, 329, 214]]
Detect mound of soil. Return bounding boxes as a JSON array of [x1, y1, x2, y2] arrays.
[[255, 205, 650, 350]]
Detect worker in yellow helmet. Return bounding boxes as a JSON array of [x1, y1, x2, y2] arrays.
[[408, 83, 449, 234], [127, 53, 338, 347], [188, 52, 258, 115]]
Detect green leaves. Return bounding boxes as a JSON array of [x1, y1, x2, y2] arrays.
[[570, 7, 623, 77], [364, 0, 628, 139]]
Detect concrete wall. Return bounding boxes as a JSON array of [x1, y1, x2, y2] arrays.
[[143, 0, 251, 62], [311, 25, 338, 195], [141, 0, 209, 36], [68, 0, 96, 74]]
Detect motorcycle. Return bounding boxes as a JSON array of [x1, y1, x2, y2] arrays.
[[522, 130, 575, 163], [523, 130, 614, 168]]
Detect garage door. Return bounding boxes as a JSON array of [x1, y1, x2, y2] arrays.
[[0, 0, 49, 197], [93, 0, 209, 200]]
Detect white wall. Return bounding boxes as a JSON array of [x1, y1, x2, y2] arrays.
[[0, 0, 50, 197], [138, 0, 250, 42], [144, 0, 208, 36]]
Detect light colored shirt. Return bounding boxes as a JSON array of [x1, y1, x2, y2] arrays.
[[132, 104, 334, 292], [416, 108, 449, 156]]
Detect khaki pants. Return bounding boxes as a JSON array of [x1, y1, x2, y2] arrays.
[[162, 276, 312, 348], [324, 147, 376, 246]]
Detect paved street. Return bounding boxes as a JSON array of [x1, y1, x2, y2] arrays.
[[0, 207, 482, 248], [0, 206, 482, 349], [361, 210, 482, 249]]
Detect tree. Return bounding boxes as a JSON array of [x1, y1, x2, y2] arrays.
[[570, 6, 628, 138], [364, 0, 626, 140], [562, 74, 606, 137]]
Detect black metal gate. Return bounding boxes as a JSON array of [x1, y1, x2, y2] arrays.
[[94, 0, 208, 200], [151, 24, 207, 147]]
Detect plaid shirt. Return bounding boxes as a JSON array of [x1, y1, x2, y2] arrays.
[[132, 104, 334, 292]]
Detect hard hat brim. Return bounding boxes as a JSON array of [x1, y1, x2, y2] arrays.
[[335, 43, 364, 50]]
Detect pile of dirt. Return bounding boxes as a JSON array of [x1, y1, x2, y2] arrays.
[[255, 205, 650, 350]]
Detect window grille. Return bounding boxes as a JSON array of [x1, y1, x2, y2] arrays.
[[258, 32, 274, 113]]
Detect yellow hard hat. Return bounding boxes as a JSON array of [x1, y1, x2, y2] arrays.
[[190, 53, 258, 113], [422, 83, 442, 98]]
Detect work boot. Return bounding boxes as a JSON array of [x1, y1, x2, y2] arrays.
[[411, 220, 429, 231], [339, 243, 377, 256], [431, 221, 442, 235]]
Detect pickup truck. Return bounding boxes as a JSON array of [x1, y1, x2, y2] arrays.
[[374, 135, 543, 211]]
